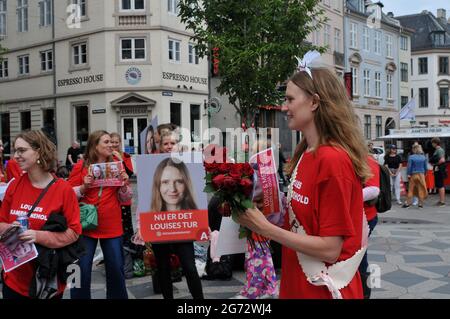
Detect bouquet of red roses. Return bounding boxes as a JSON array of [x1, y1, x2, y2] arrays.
[[203, 148, 255, 241]]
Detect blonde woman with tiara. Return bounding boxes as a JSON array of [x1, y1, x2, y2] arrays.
[[237, 51, 371, 299]]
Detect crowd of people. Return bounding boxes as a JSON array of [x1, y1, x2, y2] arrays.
[[368, 137, 447, 209], [1, 51, 449, 300]]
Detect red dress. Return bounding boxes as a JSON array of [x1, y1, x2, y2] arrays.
[[279, 146, 364, 299]]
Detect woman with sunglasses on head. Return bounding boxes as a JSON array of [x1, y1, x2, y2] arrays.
[[237, 51, 371, 299]]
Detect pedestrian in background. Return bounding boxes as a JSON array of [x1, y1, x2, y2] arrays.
[[0, 130, 81, 299], [65, 141, 82, 172], [69, 130, 130, 299], [430, 137, 446, 207], [403, 144, 428, 209], [0, 139, 5, 183], [384, 145, 403, 205]]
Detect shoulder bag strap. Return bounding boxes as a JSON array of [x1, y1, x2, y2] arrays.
[[96, 186, 103, 206], [27, 178, 57, 218]]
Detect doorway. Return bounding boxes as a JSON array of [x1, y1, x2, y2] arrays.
[[121, 117, 148, 154]]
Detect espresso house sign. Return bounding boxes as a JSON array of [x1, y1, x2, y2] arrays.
[[162, 72, 207, 85], [57, 74, 104, 87]]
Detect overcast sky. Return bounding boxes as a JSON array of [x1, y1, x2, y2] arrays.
[[381, 0, 450, 17]]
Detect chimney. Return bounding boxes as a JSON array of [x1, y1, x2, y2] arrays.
[[422, 10, 428, 14], [437, 8, 446, 19], [387, 12, 394, 18]]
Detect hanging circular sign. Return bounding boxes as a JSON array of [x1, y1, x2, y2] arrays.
[[125, 67, 142, 85]]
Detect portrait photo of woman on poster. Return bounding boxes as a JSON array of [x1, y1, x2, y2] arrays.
[[150, 158, 198, 212]]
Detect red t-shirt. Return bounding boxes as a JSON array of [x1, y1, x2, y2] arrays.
[[0, 174, 82, 297], [68, 161, 123, 238], [5, 159, 23, 182], [364, 156, 380, 221], [279, 146, 364, 299]]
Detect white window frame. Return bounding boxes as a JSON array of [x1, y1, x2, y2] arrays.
[[350, 22, 357, 48], [0, 59, 8, 79], [363, 27, 369, 51], [72, 42, 87, 66], [364, 115, 371, 140], [120, 0, 145, 12], [312, 23, 320, 46], [334, 28, 341, 53], [385, 34, 392, 58], [323, 24, 330, 50], [351, 67, 358, 96], [376, 116, 382, 138], [375, 72, 381, 98], [71, 0, 86, 17], [188, 43, 199, 65], [41, 50, 53, 72], [120, 38, 146, 61], [363, 69, 370, 96], [374, 30, 381, 54], [400, 36, 408, 51], [167, 0, 179, 15], [39, 0, 52, 27], [17, 0, 28, 32], [386, 74, 393, 100], [168, 39, 181, 63], [18, 55, 29, 75], [0, 0, 7, 37]]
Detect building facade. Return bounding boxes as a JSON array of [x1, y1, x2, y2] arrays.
[[344, 0, 412, 145], [397, 9, 450, 128], [0, 0, 208, 161]]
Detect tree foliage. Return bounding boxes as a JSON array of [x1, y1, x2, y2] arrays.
[[179, 0, 326, 124]]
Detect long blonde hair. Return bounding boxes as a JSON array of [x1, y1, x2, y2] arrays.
[[286, 68, 371, 183]]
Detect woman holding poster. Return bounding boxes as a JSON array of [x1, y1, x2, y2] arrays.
[[69, 130, 130, 299], [237, 51, 370, 299], [150, 157, 204, 299], [0, 130, 81, 299]]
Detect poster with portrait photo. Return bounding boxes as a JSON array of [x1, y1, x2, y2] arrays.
[[136, 152, 209, 243], [88, 161, 125, 188], [0, 225, 38, 272], [139, 116, 158, 155]]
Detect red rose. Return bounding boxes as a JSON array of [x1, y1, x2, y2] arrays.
[[218, 202, 232, 217], [219, 163, 230, 174], [240, 178, 253, 196], [223, 176, 237, 191], [204, 163, 219, 172], [212, 174, 226, 189], [242, 163, 254, 176], [229, 170, 241, 179]]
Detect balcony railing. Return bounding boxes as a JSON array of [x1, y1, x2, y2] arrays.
[[117, 14, 147, 26]]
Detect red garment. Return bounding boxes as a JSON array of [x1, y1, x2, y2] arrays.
[[0, 174, 82, 297], [68, 161, 123, 238], [364, 156, 380, 221], [5, 159, 23, 182], [280, 146, 364, 299]]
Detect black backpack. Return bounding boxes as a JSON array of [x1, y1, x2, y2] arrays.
[[375, 164, 392, 213]]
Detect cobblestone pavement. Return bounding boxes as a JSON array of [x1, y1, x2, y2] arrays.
[[2, 192, 450, 299]]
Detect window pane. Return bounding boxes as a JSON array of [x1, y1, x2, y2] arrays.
[[122, 0, 131, 10], [75, 105, 89, 150], [170, 103, 181, 127], [122, 49, 132, 60], [135, 39, 145, 49], [122, 39, 132, 49], [135, 49, 145, 59], [135, 0, 144, 9]]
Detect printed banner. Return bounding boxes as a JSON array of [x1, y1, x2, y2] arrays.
[[140, 116, 158, 155], [88, 161, 124, 188], [140, 209, 209, 243], [0, 226, 38, 272], [136, 152, 209, 243], [250, 148, 282, 216]]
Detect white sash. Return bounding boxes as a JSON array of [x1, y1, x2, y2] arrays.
[[287, 154, 369, 299]]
